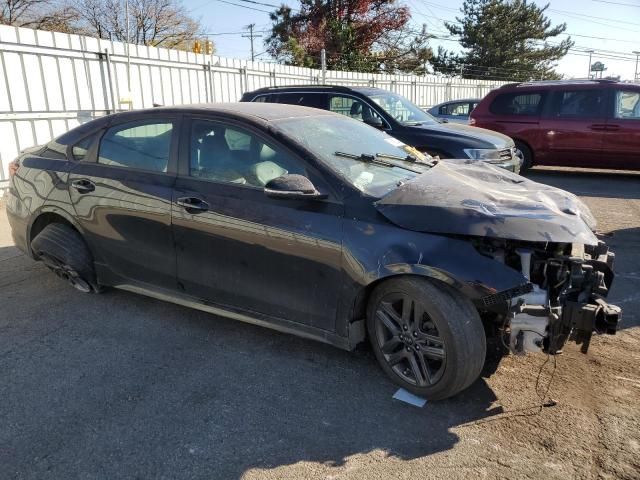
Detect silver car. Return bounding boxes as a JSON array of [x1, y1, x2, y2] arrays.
[[428, 99, 480, 124]]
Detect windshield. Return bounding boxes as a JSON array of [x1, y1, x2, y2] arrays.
[[273, 115, 432, 197], [368, 91, 439, 126]]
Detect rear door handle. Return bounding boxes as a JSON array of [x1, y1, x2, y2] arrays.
[[605, 124, 620, 131], [177, 197, 209, 212], [589, 124, 608, 131], [71, 179, 95, 193]]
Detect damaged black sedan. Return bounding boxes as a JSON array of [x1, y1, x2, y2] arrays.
[[6, 103, 621, 400]]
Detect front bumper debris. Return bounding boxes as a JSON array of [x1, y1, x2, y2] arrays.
[[503, 241, 622, 355]]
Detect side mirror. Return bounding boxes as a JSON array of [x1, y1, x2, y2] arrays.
[[264, 174, 327, 200], [440, 118, 449, 123], [364, 117, 384, 129]]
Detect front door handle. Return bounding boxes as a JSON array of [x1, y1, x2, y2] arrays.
[[71, 179, 95, 194], [589, 124, 608, 131], [177, 197, 209, 212], [605, 124, 620, 131]]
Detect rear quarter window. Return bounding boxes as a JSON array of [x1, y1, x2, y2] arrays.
[[490, 91, 545, 116], [40, 140, 68, 160], [614, 90, 640, 119]]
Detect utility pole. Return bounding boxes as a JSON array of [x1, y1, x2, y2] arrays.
[[321, 49, 326, 84], [586, 50, 594, 79], [633, 51, 640, 81], [242, 24, 262, 62]]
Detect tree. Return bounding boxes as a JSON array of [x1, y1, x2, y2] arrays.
[[70, 0, 203, 49], [0, 0, 74, 28], [431, 0, 573, 81], [1, 0, 205, 50], [266, 0, 432, 74]]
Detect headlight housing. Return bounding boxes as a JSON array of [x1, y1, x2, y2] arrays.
[[463, 148, 504, 161]]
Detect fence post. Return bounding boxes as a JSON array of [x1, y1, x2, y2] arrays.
[[239, 67, 248, 95], [101, 48, 118, 114], [207, 61, 216, 102], [203, 63, 210, 103], [411, 79, 417, 104]]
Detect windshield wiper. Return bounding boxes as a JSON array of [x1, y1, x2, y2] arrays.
[[376, 151, 438, 166], [334, 151, 423, 173], [375, 152, 423, 163]]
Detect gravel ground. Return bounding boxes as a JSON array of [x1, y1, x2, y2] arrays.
[[0, 167, 639, 480]]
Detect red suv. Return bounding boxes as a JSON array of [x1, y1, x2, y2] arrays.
[[470, 80, 640, 171]]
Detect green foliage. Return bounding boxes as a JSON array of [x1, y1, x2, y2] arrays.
[[431, 0, 573, 81]]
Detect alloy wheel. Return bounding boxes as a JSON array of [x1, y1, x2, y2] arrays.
[[39, 252, 92, 293], [374, 293, 446, 387]]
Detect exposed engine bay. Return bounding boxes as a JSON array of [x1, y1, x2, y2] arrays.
[[474, 239, 622, 356]]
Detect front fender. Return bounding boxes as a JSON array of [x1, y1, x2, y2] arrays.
[[343, 219, 528, 302]]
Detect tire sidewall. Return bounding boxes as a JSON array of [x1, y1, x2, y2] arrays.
[[514, 141, 533, 172], [367, 277, 483, 400], [31, 223, 99, 293]]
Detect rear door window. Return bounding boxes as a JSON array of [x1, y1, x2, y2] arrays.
[[490, 91, 545, 116], [273, 92, 327, 109], [448, 102, 471, 116], [98, 121, 174, 172], [550, 89, 606, 118], [329, 95, 385, 124]]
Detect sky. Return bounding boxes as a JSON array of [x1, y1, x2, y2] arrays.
[[183, 0, 640, 80]]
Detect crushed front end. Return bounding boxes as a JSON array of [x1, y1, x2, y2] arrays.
[[474, 239, 622, 356]]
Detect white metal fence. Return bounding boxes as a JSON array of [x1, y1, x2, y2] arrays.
[[0, 24, 507, 181]]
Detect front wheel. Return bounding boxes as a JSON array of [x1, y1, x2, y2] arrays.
[[514, 141, 533, 173], [367, 277, 486, 400]]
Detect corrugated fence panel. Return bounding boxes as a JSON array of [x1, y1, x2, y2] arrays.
[[0, 24, 507, 181]]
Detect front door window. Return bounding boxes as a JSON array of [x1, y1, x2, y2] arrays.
[[189, 120, 304, 187]]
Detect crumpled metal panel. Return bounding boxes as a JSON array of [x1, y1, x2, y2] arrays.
[[375, 160, 599, 245]]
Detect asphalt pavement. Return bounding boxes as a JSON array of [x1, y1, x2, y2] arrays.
[[0, 167, 638, 479]]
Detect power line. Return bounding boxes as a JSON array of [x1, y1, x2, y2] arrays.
[[549, 8, 640, 27], [561, 32, 639, 45], [592, 0, 640, 6], [201, 30, 271, 36], [235, 0, 281, 8], [208, 0, 272, 13], [415, 0, 640, 44]]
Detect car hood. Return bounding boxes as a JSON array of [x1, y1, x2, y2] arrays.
[[407, 122, 513, 147], [374, 160, 599, 245]]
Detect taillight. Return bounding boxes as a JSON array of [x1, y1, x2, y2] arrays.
[[468, 117, 476, 126], [8, 158, 20, 178]]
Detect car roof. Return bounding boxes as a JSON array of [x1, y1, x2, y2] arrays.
[[497, 79, 636, 91], [56, 103, 336, 145], [244, 85, 390, 96], [111, 102, 336, 122], [432, 98, 480, 107]]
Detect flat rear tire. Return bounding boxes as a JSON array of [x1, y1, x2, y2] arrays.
[[31, 223, 100, 293]]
